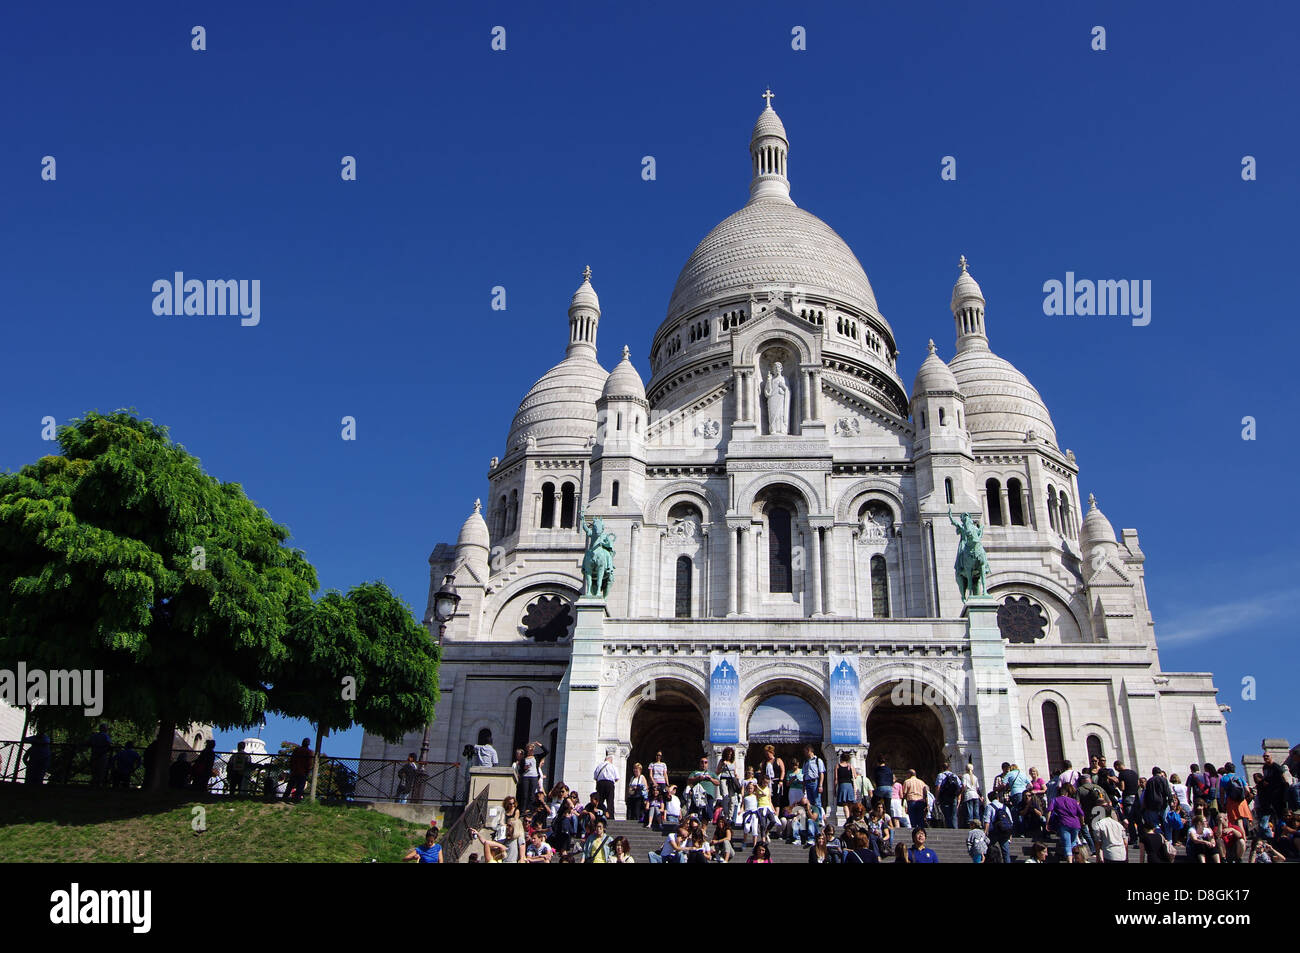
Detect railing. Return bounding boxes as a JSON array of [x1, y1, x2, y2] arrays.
[[440, 788, 490, 862], [0, 741, 463, 804]]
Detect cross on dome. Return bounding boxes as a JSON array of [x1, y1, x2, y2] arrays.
[[762, 88, 775, 109], [959, 254, 969, 273], [473, 498, 482, 514], [1088, 493, 1097, 507], [622, 344, 630, 361], [582, 265, 592, 283], [928, 339, 936, 355]]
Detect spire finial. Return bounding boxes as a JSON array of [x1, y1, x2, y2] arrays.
[[582, 265, 592, 283], [958, 254, 968, 273], [927, 339, 936, 355], [1088, 492, 1097, 508], [622, 344, 630, 361], [473, 498, 482, 514], [762, 88, 775, 109]]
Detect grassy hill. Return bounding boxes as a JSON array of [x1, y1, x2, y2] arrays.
[[0, 784, 429, 863]]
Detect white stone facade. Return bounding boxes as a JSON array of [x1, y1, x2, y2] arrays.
[[362, 98, 1229, 796]]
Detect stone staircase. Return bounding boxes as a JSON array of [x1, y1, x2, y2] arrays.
[[604, 819, 1159, 863]]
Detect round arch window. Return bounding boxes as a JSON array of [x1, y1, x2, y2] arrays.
[[520, 594, 574, 642]]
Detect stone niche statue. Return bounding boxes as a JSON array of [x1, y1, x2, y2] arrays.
[[578, 506, 616, 599], [948, 508, 990, 601], [763, 360, 791, 435]]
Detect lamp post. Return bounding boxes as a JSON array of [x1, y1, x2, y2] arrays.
[[419, 574, 460, 765]]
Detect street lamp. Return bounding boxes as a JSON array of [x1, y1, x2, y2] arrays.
[[418, 575, 460, 767]]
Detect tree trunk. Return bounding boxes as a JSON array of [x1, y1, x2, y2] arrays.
[[148, 718, 175, 793], [309, 724, 323, 802]]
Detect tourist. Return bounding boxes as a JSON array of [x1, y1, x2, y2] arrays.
[[501, 796, 525, 862], [966, 819, 989, 863], [893, 843, 910, 863], [111, 741, 141, 788], [852, 762, 875, 807], [285, 738, 312, 802], [843, 829, 879, 863], [1048, 781, 1085, 861], [627, 762, 649, 823], [935, 760, 962, 829], [1185, 813, 1220, 863], [548, 799, 580, 856], [1072, 844, 1093, 864], [866, 800, 893, 857], [518, 742, 543, 806], [1141, 766, 1174, 841], [472, 827, 507, 863], [1169, 772, 1190, 812], [220, 741, 248, 797], [1249, 837, 1286, 863], [1137, 817, 1173, 863], [524, 829, 554, 863], [716, 747, 739, 819], [472, 729, 498, 767], [961, 762, 982, 826], [890, 776, 908, 828], [1093, 807, 1128, 863], [984, 789, 1015, 864], [906, 827, 937, 863], [610, 836, 634, 863], [684, 828, 713, 863], [786, 755, 804, 808], [802, 744, 826, 809], [711, 817, 735, 862], [395, 753, 418, 804], [835, 752, 857, 823], [747, 842, 772, 864], [582, 818, 613, 863], [580, 790, 606, 829], [823, 822, 845, 863], [1057, 758, 1080, 792], [594, 752, 620, 821], [1114, 759, 1141, 841], [643, 783, 666, 830], [754, 775, 777, 839], [88, 724, 112, 787], [808, 831, 831, 863], [741, 781, 761, 846], [1187, 762, 1212, 814], [761, 745, 785, 806], [871, 754, 894, 810], [1003, 762, 1029, 834], [685, 756, 718, 819], [652, 823, 687, 863], [1257, 752, 1289, 832], [648, 751, 669, 795], [1024, 842, 1050, 864], [902, 768, 930, 830], [403, 829, 442, 863], [1215, 814, 1246, 863], [1021, 783, 1048, 840]]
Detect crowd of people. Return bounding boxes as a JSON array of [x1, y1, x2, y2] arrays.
[[420, 739, 1300, 863]]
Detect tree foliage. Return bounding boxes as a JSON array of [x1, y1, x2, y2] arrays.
[[0, 411, 318, 781]]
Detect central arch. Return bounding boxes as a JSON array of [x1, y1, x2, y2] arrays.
[[628, 680, 706, 792], [862, 681, 952, 786]]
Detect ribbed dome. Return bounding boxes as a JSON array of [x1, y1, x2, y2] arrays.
[[571, 275, 599, 312], [913, 340, 960, 395], [1079, 494, 1118, 549], [506, 354, 608, 450], [951, 269, 984, 311], [665, 200, 879, 321], [751, 106, 788, 143], [948, 347, 1057, 445], [456, 500, 490, 550], [602, 345, 646, 402]]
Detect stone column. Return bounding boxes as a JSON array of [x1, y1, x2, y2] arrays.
[[701, 529, 711, 618], [733, 370, 745, 423], [727, 526, 738, 617], [998, 486, 1010, 526], [809, 526, 824, 616], [822, 525, 836, 616], [626, 522, 639, 617], [738, 526, 751, 616]]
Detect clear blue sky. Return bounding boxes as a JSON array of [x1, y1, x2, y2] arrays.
[[3, 2, 1296, 763]]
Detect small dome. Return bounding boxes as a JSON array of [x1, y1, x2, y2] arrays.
[[456, 500, 490, 551], [951, 267, 985, 312], [912, 339, 960, 396], [1079, 493, 1118, 550], [751, 106, 788, 144], [948, 347, 1057, 446], [570, 268, 600, 313], [506, 354, 608, 450], [602, 345, 646, 402]]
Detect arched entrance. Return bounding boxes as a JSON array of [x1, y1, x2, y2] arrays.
[[629, 683, 705, 792], [744, 693, 824, 778], [865, 700, 945, 786]]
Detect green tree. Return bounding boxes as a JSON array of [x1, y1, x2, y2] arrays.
[[272, 582, 439, 799], [0, 411, 318, 789]]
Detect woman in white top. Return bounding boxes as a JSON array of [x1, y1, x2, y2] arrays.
[[961, 764, 982, 826], [741, 782, 761, 846], [648, 752, 669, 791]]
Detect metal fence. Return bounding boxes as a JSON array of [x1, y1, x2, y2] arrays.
[[0, 740, 463, 804]]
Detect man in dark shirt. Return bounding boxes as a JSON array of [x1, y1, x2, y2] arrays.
[[1143, 767, 1172, 839], [1259, 754, 1287, 828], [1115, 760, 1141, 842], [871, 756, 893, 809]]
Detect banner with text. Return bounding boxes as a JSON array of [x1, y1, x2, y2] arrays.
[[708, 652, 741, 744], [828, 653, 861, 745]]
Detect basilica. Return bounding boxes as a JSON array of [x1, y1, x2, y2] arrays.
[[360, 96, 1230, 797]]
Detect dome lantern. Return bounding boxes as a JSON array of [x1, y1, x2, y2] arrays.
[[749, 89, 791, 204], [952, 255, 987, 351], [567, 265, 600, 360]]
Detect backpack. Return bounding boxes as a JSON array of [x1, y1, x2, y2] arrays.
[[1191, 773, 1211, 801], [939, 773, 961, 802], [990, 804, 1014, 841], [1224, 776, 1247, 803]]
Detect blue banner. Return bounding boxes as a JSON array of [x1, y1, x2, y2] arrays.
[[708, 653, 740, 743], [828, 654, 861, 745]]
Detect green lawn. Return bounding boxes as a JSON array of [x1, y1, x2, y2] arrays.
[[0, 784, 428, 863]]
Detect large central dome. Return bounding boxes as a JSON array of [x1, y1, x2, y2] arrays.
[[665, 199, 880, 321]]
